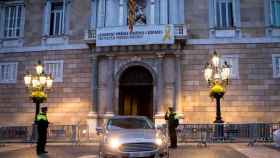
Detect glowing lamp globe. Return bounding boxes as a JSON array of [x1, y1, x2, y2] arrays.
[[24, 74, 32, 85], [36, 61, 43, 75], [212, 52, 220, 67]]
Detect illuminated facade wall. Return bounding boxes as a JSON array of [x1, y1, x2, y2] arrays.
[[0, 0, 279, 125]]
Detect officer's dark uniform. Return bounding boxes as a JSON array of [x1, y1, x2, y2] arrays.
[[165, 109, 179, 148], [36, 109, 49, 154]]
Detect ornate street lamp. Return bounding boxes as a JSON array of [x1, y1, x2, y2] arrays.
[[24, 61, 53, 122], [204, 51, 231, 123]]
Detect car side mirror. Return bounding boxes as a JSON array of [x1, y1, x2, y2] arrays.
[[96, 127, 103, 135]]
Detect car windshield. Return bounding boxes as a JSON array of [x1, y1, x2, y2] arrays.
[[107, 117, 154, 130]]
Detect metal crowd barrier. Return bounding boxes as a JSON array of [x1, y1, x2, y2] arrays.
[[47, 125, 77, 142], [0, 126, 32, 142], [176, 123, 280, 146], [47, 124, 96, 143], [0, 124, 94, 143], [0, 123, 279, 146], [176, 124, 213, 146]]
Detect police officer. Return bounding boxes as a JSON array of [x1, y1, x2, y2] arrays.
[[36, 106, 49, 155], [165, 107, 179, 148]]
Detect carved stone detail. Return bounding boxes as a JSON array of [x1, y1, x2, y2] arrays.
[[114, 57, 157, 77]]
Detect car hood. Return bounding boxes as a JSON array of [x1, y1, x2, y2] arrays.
[[105, 129, 159, 143]]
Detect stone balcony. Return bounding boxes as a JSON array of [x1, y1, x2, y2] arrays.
[[173, 24, 188, 39], [84, 24, 187, 45]]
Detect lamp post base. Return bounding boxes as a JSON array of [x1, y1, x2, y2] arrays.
[[214, 94, 224, 124], [214, 119, 224, 124], [214, 94, 224, 139]]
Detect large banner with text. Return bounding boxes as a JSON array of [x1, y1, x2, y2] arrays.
[[96, 25, 174, 46]]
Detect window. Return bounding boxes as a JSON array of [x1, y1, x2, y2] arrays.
[[42, 0, 70, 45], [124, 0, 150, 26], [1, 2, 24, 38], [264, 0, 280, 36], [155, 0, 184, 25], [271, 0, 280, 27], [44, 60, 63, 82], [43, 0, 70, 37], [92, 0, 184, 28], [105, 0, 119, 26], [132, 0, 148, 25], [215, 0, 233, 28], [0, 63, 17, 83], [4, 5, 23, 38], [272, 55, 280, 78], [50, 2, 64, 36], [209, 0, 240, 38], [221, 55, 239, 79]]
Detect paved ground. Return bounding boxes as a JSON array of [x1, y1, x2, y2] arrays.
[[170, 144, 247, 158], [229, 143, 280, 158], [0, 145, 98, 158], [0, 143, 279, 158]]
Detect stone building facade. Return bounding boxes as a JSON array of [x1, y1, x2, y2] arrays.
[[0, 0, 280, 127]]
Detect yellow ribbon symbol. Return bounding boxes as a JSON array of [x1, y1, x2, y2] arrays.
[[163, 25, 171, 41]]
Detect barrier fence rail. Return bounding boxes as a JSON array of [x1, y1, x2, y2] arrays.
[[0, 124, 93, 143], [0, 123, 279, 145], [0, 126, 32, 142], [176, 123, 280, 146]]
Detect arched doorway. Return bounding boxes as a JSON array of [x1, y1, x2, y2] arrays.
[[119, 66, 154, 119]]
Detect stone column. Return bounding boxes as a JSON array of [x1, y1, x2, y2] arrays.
[[119, 0, 124, 25], [105, 55, 114, 117], [90, 0, 97, 29], [43, 0, 52, 36], [155, 54, 165, 125], [0, 2, 4, 40], [62, 0, 66, 33], [174, 54, 183, 118], [91, 55, 98, 114], [87, 53, 98, 137], [65, 0, 72, 35], [97, 0, 106, 27], [178, 0, 185, 24], [150, 0, 155, 24], [160, 0, 168, 24]]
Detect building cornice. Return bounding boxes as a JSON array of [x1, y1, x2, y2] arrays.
[[0, 44, 88, 54], [188, 37, 280, 45], [0, 37, 280, 54]]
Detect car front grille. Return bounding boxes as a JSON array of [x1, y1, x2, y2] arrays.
[[119, 143, 157, 152]]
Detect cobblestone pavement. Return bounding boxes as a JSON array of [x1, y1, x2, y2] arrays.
[[0, 143, 279, 158]]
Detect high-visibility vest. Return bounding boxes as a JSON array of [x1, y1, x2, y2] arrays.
[[36, 113, 48, 122]]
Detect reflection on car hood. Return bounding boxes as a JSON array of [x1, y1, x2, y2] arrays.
[[106, 129, 158, 141]]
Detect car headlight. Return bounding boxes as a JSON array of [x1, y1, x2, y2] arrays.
[[109, 138, 121, 149], [155, 138, 163, 146]]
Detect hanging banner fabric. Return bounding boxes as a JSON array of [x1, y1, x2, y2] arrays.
[[96, 25, 175, 46]]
